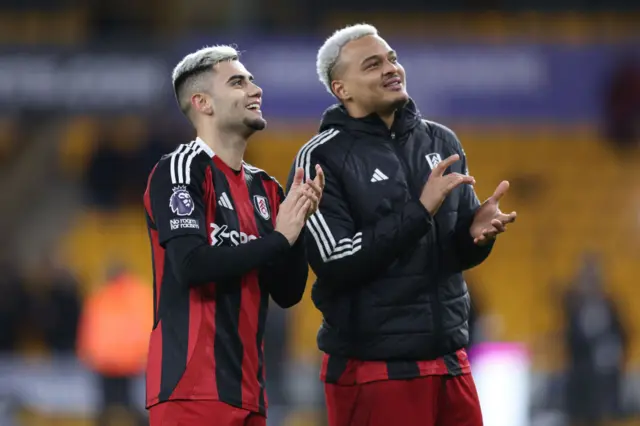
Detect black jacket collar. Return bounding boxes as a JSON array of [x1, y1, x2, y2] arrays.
[[319, 98, 422, 138]]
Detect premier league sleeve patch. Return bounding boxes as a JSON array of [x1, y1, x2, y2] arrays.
[[169, 186, 195, 216]]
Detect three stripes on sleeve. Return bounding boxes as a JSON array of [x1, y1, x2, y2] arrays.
[[294, 129, 363, 263]]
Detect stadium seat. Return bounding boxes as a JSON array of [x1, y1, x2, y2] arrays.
[[61, 207, 152, 295], [0, 9, 87, 44], [58, 118, 99, 179]]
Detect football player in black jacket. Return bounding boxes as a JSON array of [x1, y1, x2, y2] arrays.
[[288, 24, 517, 426]]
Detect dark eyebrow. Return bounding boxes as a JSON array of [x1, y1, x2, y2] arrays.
[[227, 74, 254, 83]]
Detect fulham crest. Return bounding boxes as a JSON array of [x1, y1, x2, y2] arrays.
[[426, 153, 442, 170], [253, 195, 270, 220]]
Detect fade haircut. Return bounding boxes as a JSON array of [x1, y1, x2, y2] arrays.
[[316, 24, 378, 96], [171, 45, 240, 117]]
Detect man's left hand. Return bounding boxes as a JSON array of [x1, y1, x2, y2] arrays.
[[470, 180, 517, 246]]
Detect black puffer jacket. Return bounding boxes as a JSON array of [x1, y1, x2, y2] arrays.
[[288, 99, 493, 360]]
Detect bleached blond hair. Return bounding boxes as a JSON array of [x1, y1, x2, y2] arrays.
[[171, 45, 240, 116], [316, 24, 378, 95]]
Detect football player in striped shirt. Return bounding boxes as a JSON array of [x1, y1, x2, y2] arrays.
[[143, 45, 324, 426]]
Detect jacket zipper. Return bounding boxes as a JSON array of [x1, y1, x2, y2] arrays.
[[390, 132, 416, 196], [390, 130, 443, 356]]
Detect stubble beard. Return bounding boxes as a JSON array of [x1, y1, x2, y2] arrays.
[[244, 115, 267, 131], [236, 115, 266, 139]]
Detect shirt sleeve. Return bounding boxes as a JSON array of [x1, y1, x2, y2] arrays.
[[148, 158, 208, 246], [289, 147, 434, 288], [166, 233, 292, 287]]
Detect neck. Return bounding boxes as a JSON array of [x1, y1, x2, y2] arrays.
[[378, 112, 395, 129], [197, 125, 247, 171]]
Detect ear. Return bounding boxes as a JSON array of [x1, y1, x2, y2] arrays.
[[331, 80, 349, 102], [191, 93, 213, 115]]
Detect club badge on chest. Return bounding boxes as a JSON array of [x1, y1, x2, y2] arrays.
[[426, 153, 442, 170], [253, 195, 270, 220]]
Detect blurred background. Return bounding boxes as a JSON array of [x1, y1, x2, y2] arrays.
[[0, 0, 638, 425]]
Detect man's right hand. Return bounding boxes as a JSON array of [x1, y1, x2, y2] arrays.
[[420, 154, 475, 216], [275, 168, 316, 245]]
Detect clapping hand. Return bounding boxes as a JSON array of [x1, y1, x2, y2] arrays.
[[288, 165, 324, 220], [470, 180, 517, 246], [303, 165, 324, 219]]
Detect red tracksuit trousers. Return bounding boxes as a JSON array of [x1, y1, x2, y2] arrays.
[[324, 374, 483, 426]]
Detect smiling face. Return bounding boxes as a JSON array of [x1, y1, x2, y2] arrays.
[[210, 60, 265, 133], [331, 35, 408, 117]]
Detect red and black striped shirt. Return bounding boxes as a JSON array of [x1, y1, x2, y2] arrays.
[[143, 137, 307, 415]]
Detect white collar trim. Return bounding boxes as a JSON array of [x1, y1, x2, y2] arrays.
[[195, 137, 215, 157]]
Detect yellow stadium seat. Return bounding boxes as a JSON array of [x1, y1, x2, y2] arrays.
[[61, 207, 152, 295], [59, 118, 99, 179]]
